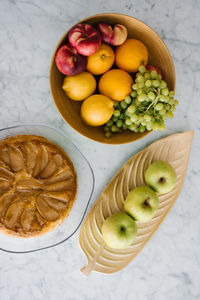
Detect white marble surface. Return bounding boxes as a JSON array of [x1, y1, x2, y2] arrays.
[[0, 0, 200, 299]]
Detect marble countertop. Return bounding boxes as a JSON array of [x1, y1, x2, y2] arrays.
[[0, 0, 199, 299]]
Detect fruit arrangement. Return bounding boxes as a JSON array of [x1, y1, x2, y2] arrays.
[[55, 22, 178, 137], [102, 160, 177, 249]]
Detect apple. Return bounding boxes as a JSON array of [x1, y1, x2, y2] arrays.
[[145, 160, 177, 195], [146, 65, 163, 79], [55, 44, 87, 76], [68, 23, 101, 56], [102, 213, 137, 250], [124, 186, 158, 222], [98, 23, 128, 46]]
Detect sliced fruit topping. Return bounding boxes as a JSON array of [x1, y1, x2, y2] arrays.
[[0, 179, 13, 195], [39, 158, 57, 179], [45, 178, 73, 192], [32, 145, 48, 177], [20, 208, 38, 232], [36, 197, 60, 221], [4, 200, 28, 230], [41, 195, 68, 211], [7, 145, 24, 172], [47, 168, 73, 183], [24, 142, 38, 174], [0, 193, 15, 219]]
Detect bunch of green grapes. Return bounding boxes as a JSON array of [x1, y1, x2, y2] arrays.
[[104, 65, 178, 137]]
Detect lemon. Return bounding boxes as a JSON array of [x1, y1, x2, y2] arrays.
[[62, 72, 96, 101], [81, 94, 114, 126]]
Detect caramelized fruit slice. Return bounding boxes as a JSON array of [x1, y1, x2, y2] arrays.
[[36, 197, 60, 221], [32, 145, 48, 177], [45, 178, 73, 192], [39, 158, 57, 179], [0, 179, 13, 195], [24, 142, 38, 174], [21, 208, 42, 232], [42, 195, 68, 211], [47, 168, 73, 183], [7, 145, 24, 172], [4, 200, 28, 230], [0, 194, 15, 218]]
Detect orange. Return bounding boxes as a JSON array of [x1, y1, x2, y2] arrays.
[[62, 72, 96, 101], [81, 94, 114, 126], [98, 69, 133, 101], [86, 43, 115, 75], [115, 39, 148, 73]]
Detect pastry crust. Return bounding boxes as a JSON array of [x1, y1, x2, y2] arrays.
[[0, 135, 77, 238]]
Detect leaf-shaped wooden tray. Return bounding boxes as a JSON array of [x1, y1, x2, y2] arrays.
[[79, 131, 194, 275]]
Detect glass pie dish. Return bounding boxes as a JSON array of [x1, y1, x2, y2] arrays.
[[0, 124, 94, 253]]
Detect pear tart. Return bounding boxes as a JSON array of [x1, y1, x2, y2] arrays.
[[0, 135, 77, 237]]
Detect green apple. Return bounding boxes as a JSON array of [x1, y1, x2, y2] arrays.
[[145, 160, 177, 194], [124, 186, 158, 222], [102, 213, 137, 249]]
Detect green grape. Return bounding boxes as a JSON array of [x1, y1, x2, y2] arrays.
[[127, 105, 136, 114], [130, 114, 138, 122], [144, 114, 152, 122], [169, 98, 174, 105], [141, 120, 147, 126], [160, 123, 166, 131], [104, 126, 110, 132], [137, 88, 143, 95], [125, 110, 131, 117], [148, 91, 156, 101], [152, 122, 160, 131], [132, 84, 138, 90], [161, 88, 169, 96], [138, 93, 147, 102], [144, 72, 151, 80], [155, 103, 164, 111], [159, 95, 166, 102], [157, 74, 162, 80], [150, 70, 157, 79], [114, 110, 120, 117], [124, 95, 131, 104], [119, 113, 125, 120], [164, 96, 170, 103], [131, 91, 137, 98], [112, 116, 118, 122], [159, 108, 166, 116], [129, 124, 137, 132], [125, 119, 132, 126], [160, 80, 167, 88], [146, 122, 152, 131], [171, 105, 176, 112], [138, 65, 146, 74], [169, 91, 175, 98], [166, 111, 174, 119], [145, 80, 152, 88], [152, 80, 160, 88], [135, 75, 145, 82], [139, 126, 146, 133], [123, 124, 128, 130], [138, 82, 145, 89], [111, 125, 118, 132], [106, 119, 113, 127], [174, 99, 179, 105], [105, 131, 112, 138], [114, 101, 119, 108], [116, 120, 123, 128], [120, 101, 127, 109], [165, 104, 171, 111]]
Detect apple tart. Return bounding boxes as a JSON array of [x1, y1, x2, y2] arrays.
[[0, 135, 77, 237]]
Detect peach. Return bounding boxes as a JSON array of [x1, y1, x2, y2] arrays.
[[98, 23, 127, 46], [55, 44, 87, 76], [68, 24, 101, 56]]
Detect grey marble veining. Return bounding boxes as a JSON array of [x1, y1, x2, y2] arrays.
[[0, 0, 200, 299]]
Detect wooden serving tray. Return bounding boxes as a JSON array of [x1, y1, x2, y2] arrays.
[[79, 131, 193, 275]]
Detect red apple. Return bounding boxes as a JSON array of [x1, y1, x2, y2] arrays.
[[98, 23, 128, 46], [55, 44, 87, 76], [146, 65, 164, 79], [68, 23, 101, 56]]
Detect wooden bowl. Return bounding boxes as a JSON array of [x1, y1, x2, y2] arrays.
[[49, 13, 175, 145]]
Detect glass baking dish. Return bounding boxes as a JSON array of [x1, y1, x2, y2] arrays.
[[0, 124, 94, 253]]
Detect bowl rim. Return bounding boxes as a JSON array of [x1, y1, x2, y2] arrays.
[[49, 13, 176, 145], [0, 123, 95, 254]]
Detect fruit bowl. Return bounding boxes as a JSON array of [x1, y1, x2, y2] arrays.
[[0, 124, 94, 253], [50, 13, 175, 144]]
